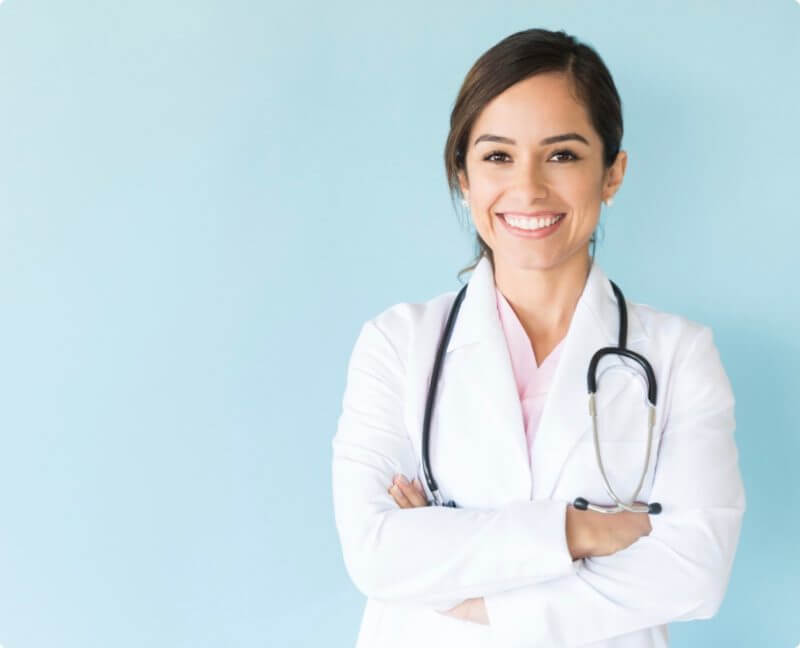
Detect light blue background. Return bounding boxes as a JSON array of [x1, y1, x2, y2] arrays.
[[0, 1, 797, 646]]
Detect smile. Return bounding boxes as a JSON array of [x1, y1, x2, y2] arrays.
[[496, 212, 566, 237]]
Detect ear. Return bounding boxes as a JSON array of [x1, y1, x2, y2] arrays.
[[602, 150, 628, 202], [457, 169, 469, 200]]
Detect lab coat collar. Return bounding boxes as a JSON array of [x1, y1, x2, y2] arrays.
[[443, 254, 648, 499], [446, 255, 645, 353]]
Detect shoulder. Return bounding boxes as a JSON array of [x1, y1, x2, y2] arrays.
[[632, 300, 707, 350], [630, 297, 721, 355], [628, 300, 733, 411], [345, 288, 459, 370], [371, 289, 458, 343]]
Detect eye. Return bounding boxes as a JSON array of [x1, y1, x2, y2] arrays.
[[482, 150, 511, 163], [550, 149, 580, 162]]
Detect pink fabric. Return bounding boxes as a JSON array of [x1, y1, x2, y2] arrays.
[[495, 286, 565, 467]]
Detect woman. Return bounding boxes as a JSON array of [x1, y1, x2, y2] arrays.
[[332, 28, 745, 648]]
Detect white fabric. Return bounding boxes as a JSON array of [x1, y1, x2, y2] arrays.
[[331, 256, 745, 647]]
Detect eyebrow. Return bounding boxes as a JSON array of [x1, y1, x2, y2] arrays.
[[473, 132, 590, 147]]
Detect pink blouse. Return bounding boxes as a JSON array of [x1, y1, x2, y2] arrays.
[[495, 286, 565, 467]]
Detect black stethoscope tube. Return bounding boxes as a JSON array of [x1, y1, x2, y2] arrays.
[[421, 283, 468, 508], [421, 277, 661, 515]]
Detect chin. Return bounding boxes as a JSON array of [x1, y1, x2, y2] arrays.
[[496, 250, 562, 271]]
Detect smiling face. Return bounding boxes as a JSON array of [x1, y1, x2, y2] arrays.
[[458, 72, 627, 275]]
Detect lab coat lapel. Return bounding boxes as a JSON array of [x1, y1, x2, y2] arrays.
[[439, 255, 646, 504], [442, 256, 531, 502], [531, 262, 646, 500]]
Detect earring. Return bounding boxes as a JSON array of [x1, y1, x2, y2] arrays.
[[604, 197, 614, 207], [460, 197, 475, 232]]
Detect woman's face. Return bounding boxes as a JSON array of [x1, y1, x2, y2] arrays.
[[458, 72, 626, 273]]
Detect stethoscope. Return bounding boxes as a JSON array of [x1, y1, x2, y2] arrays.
[[421, 277, 662, 515]]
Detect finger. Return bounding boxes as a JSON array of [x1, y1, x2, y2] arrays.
[[389, 483, 412, 508], [412, 479, 430, 505], [414, 479, 432, 506], [411, 478, 430, 506], [396, 477, 428, 507]]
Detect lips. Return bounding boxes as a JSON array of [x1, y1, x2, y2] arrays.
[[497, 210, 564, 217]]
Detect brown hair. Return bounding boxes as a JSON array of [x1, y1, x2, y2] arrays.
[[444, 28, 624, 282]]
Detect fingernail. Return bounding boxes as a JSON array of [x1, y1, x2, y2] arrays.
[[397, 475, 408, 486]]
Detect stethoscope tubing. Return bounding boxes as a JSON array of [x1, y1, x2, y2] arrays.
[[421, 277, 661, 515], [420, 282, 468, 508]]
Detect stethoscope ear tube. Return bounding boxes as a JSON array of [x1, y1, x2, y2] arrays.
[[421, 283, 469, 508], [576, 280, 661, 516], [587, 347, 657, 405]]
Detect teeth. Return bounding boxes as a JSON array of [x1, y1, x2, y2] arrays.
[[502, 213, 563, 230]]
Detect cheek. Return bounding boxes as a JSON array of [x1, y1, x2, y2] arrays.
[[469, 179, 503, 207], [566, 203, 601, 233], [556, 170, 601, 202], [561, 179, 603, 226], [470, 188, 504, 225], [471, 176, 508, 213]]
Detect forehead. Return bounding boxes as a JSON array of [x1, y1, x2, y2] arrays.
[[471, 72, 596, 143]]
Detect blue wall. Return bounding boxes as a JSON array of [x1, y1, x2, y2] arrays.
[[0, 1, 797, 646]]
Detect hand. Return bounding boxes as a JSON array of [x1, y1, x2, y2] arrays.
[[437, 597, 489, 625], [387, 475, 488, 625], [566, 502, 652, 559], [387, 473, 429, 508]]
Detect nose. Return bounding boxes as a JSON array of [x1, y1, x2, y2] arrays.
[[514, 158, 549, 199]]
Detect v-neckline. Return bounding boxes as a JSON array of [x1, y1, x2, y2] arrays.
[[495, 287, 566, 397]]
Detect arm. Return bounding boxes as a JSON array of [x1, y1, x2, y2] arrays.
[[483, 326, 746, 646], [332, 318, 576, 609]]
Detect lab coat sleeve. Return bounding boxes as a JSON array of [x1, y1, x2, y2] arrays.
[[332, 318, 576, 610], [483, 326, 746, 646]]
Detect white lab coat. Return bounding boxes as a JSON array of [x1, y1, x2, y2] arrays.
[[331, 255, 745, 647]]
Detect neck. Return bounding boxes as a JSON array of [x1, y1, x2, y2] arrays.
[[492, 250, 592, 347]]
